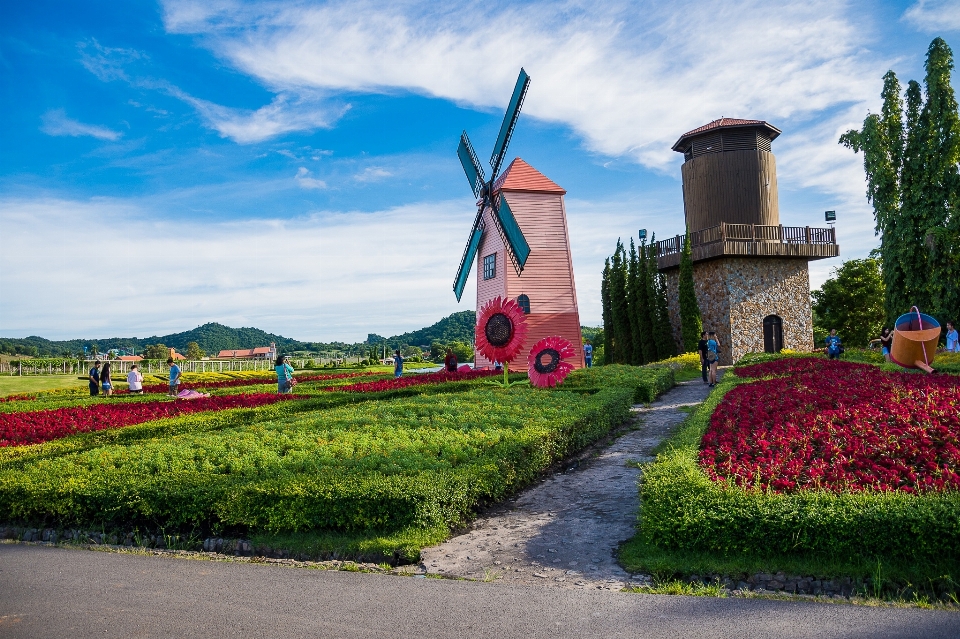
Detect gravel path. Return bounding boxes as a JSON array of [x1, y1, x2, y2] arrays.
[[420, 377, 714, 590]]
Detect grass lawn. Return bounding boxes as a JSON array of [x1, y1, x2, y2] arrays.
[[0, 375, 87, 397]]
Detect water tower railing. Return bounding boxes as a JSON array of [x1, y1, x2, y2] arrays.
[[653, 222, 837, 258]]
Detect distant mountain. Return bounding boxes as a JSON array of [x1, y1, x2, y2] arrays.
[[0, 314, 477, 357], [385, 311, 476, 347]]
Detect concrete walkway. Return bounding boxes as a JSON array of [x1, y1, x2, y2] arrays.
[[420, 378, 713, 590]]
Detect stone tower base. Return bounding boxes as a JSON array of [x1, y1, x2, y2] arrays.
[[663, 257, 814, 365]]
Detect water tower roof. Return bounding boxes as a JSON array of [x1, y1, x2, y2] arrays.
[[672, 118, 781, 152]]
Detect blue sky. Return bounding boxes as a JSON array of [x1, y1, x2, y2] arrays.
[[1, 0, 958, 341]]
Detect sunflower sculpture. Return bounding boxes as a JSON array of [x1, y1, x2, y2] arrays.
[[527, 336, 575, 388], [475, 296, 529, 387]]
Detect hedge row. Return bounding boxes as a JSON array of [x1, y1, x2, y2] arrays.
[[0, 363, 667, 535], [563, 364, 674, 403], [638, 375, 960, 562]]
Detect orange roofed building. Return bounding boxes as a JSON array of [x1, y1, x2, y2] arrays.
[[474, 158, 584, 369], [216, 343, 277, 360]]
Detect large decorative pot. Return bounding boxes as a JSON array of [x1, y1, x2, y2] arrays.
[[892, 309, 940, 373]]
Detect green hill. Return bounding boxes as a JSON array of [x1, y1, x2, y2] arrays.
[[385, 311, 476, 347]]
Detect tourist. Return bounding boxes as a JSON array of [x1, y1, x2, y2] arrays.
[[167, 357, 182, 397], [88, 361, 101, 397], [706, 332, 719, 387], [393, 350, 404, 378], [444, 348, 458, 372], [100, 362, 113, 397], [275, 354, 295, 393], [698, 331, 709, 384], [126, 365, 144, 394], [583, 340, 593, 368], [945, 322, 959, 353], [869, 328, 893, 363], [825, 329, 842, 360], [493, 360, 503, 372]]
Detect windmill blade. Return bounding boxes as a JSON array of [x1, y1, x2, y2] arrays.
[[453, 212, 484, 302], [489, 68, 531, 179], [492, 194, 530, 272], [457, 132, 485, 198]]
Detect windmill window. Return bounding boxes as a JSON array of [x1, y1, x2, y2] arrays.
[[517, 294, 530, 314], [483, 253, 497, 280]]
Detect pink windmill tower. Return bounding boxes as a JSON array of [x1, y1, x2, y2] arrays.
[[453, 70, 585, 369]]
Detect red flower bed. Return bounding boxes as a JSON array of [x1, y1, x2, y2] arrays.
[[0, 394, 300, 447], [329, 369, 499, 393], [701, 359, 960, 493]]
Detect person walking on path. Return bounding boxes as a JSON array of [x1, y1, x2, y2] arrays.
[[126, 365, 144, 393], [870, 328, 894, 363], [393, 350, 404, 378], [583, 340, 593, 368], [945, 322, 959, 353], [444, 348, 458, 372], [100, 362, 113, 397], [825, 329, 842, 360], [706, 331, 720, 387], [88, 361, 101, 397], [167, 358, 182, 397], [697, 331, 709, 384], [275, 355, 295, 394]]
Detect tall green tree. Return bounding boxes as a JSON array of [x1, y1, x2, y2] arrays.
[[626, 239, 644, 364], [609, 241, 633, 363], [600, 258, 613, 365], [646, 234, 676, 360], [811, 258, 885, 348], [842, 38, 960, 326], [636, 240, 657, 363], [677, 232, 702, 352]]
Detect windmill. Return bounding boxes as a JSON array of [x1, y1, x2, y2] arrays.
[[453, 68, 532, 301]]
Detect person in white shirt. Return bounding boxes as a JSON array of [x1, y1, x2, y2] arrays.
[[126, 365, 144, 394], [945, 322, 959, 353]]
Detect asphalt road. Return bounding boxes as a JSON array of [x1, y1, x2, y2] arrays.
[[1, 544, 958, 639]]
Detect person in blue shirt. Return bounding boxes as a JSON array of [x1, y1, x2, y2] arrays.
[[393, 350, 404, 378], [583, 340, 593, 367], [945, 322, 959, 353], [275, 354, 295, 393], [88, 361, 101, 397], [825, 329, 842, 360], [167, 357, 182, 397], [706, 331, 720, 387]]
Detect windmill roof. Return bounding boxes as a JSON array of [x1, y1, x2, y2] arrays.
[[493, 158, 566, 195], [672, 118, 781, 151]]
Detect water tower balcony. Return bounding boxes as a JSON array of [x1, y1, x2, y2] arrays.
[[653, 222, 839, 270]]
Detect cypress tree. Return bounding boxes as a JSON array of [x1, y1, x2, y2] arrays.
[[609, 240, 632, 363], [901, 80, 929, 314], [600, 258, 613, 365], [654, 269, 677, 360], [636, 240, 657, 363], [678, 231, 703, 352], [626, 239, 644, 364]]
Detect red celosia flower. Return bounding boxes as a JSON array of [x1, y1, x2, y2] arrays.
[[700, 358, 960, 494], [475, 296, 529, 364], [527, 336, 575, 388]]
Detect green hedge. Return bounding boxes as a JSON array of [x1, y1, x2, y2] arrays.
[[562, 364, 674, 403], [639, 376, 960, 563], [0, 385, 637, 534]]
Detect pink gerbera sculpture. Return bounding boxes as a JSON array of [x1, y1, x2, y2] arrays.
[[527, 336, 575, 388], [475, 296, 529, 387]]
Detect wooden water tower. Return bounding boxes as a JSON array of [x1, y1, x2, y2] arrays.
[[655, 118, 840, 363]]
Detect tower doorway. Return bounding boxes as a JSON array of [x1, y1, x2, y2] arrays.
[[763, 315, 784, 353]]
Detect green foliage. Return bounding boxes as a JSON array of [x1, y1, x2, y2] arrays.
[[635, 242, 657, 363], [678, 232, 702, 353], [185, 342, 205, 360], [811, 258, 885, 347], [608, 240, 633, 363], [142, 344, 169, 360], [600, 259, 613, 365], [627, 240, 644, 365], [429, 340, 473, 363], [581, 326, 603, 350], [637, 376, 960, 567], [842, 37, 960, 327], [648, 236, 676, 360], [561, 364, 674, 404], [384, 311, 476, 348]]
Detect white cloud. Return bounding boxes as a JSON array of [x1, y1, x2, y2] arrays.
[[164, 88, 342, 143], [354, 167, 391, 183], [295, 166, 326, 189], [903, 1, 960, 31], [0, 196, 477, 341], [40, 109, 122, 141], [77, 39, 144, 82]]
